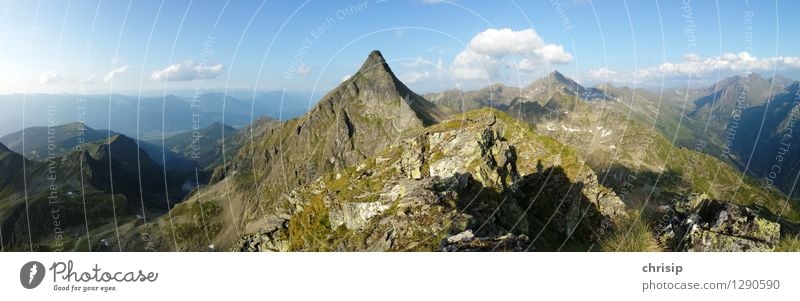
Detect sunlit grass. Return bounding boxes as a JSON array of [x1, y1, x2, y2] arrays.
[[601, 211, 660, 252]]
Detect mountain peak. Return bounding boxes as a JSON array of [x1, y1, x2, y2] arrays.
[[366, 49, 386, 64], [549, 69, 565, 78], [548, 70, 574, 84], [102, 134, 140, 152], [354, 49, 394, 80], [328, 50, 449, 125], [528, 69, 581, 91]]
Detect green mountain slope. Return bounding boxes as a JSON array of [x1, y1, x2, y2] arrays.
[[0, 134, 192, 251], [118, 50, 454, 251], [0, 122, 108, 160], [430, 73, 800, 232]]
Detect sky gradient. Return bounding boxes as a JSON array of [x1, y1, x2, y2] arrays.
[[1, 0, 798, 95]]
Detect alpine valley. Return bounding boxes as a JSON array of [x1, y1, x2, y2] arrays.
[[2, 51, 799, 252]]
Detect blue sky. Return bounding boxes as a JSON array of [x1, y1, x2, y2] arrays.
[[1, 0, 798, 95]]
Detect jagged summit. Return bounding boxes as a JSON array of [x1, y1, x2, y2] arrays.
[[522, 70, 607, 101], [359, 50, 390, 72], [325, 50, 450, 126], [543, 69, 578, 87], [548, 69, 567, 80]]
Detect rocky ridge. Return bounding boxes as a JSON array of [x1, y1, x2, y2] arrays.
[[236, 108, 627, 251]]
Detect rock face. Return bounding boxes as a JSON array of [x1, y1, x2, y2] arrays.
[[442, 230, 530, 252], [329, 201, 390, 230], [235, 108, 627, 252], [659, 194, 781, 252], [207, 50, 453, 239]]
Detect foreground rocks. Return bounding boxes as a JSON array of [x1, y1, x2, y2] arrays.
[[235, 109, 627, 252], [442, 230, 530, 252], [658, 194, 781, 252]]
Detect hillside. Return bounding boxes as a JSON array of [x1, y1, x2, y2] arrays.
[[0, 122, 109, 160], [0, 141, 127, 251], [0, 122, 197, 171], [0, 134, 192, 251], [429, 72, 800, 241]]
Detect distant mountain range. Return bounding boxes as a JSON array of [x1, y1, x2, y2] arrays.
[[427, 70, 800, 198], [0, 91, 311, 137], [1, 51, 799, 252]]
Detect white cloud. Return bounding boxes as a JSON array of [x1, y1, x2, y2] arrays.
[[341, 74, 351, 82], [103, 65, 130, 82], [587, 51, 800, 83], [39, 70, 65, 84], [150, 61, 224, 81], [450, 28, 573, 81], [403, 57, 443, 69], [400, 71, 432, 84], [297, 64, 312, 76], [587, 68, 616, 79], [421, 0, 450, 4]]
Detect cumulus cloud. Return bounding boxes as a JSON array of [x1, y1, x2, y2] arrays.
[[450, 28, 573, 81], [39, 70, 65, 84], [586, 52, 800, 83], [103, 65, 130, 82], [150, 61, 224, 81], [400, 71, 432, 84]]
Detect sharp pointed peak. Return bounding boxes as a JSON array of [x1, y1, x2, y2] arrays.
[[537, 69, 576, 85], [548, 69, 570, 80], [367, 50, 386, 62], [356, 50, 392, 75]]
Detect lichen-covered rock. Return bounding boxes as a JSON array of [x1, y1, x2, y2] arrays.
[[442, 229, 529, 252], [684, 225, 775, 252], [658, 194, 781, 252], [398, 135, 427, 180], [235, 229, 290, 252], [329, 201, 390, 230]]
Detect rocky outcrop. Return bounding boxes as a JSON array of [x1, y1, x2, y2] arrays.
[[442, 230, 530, 252], [658, 193, 781, 252], [329, 201, 390, 230], [235, 108, 627, 251]]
